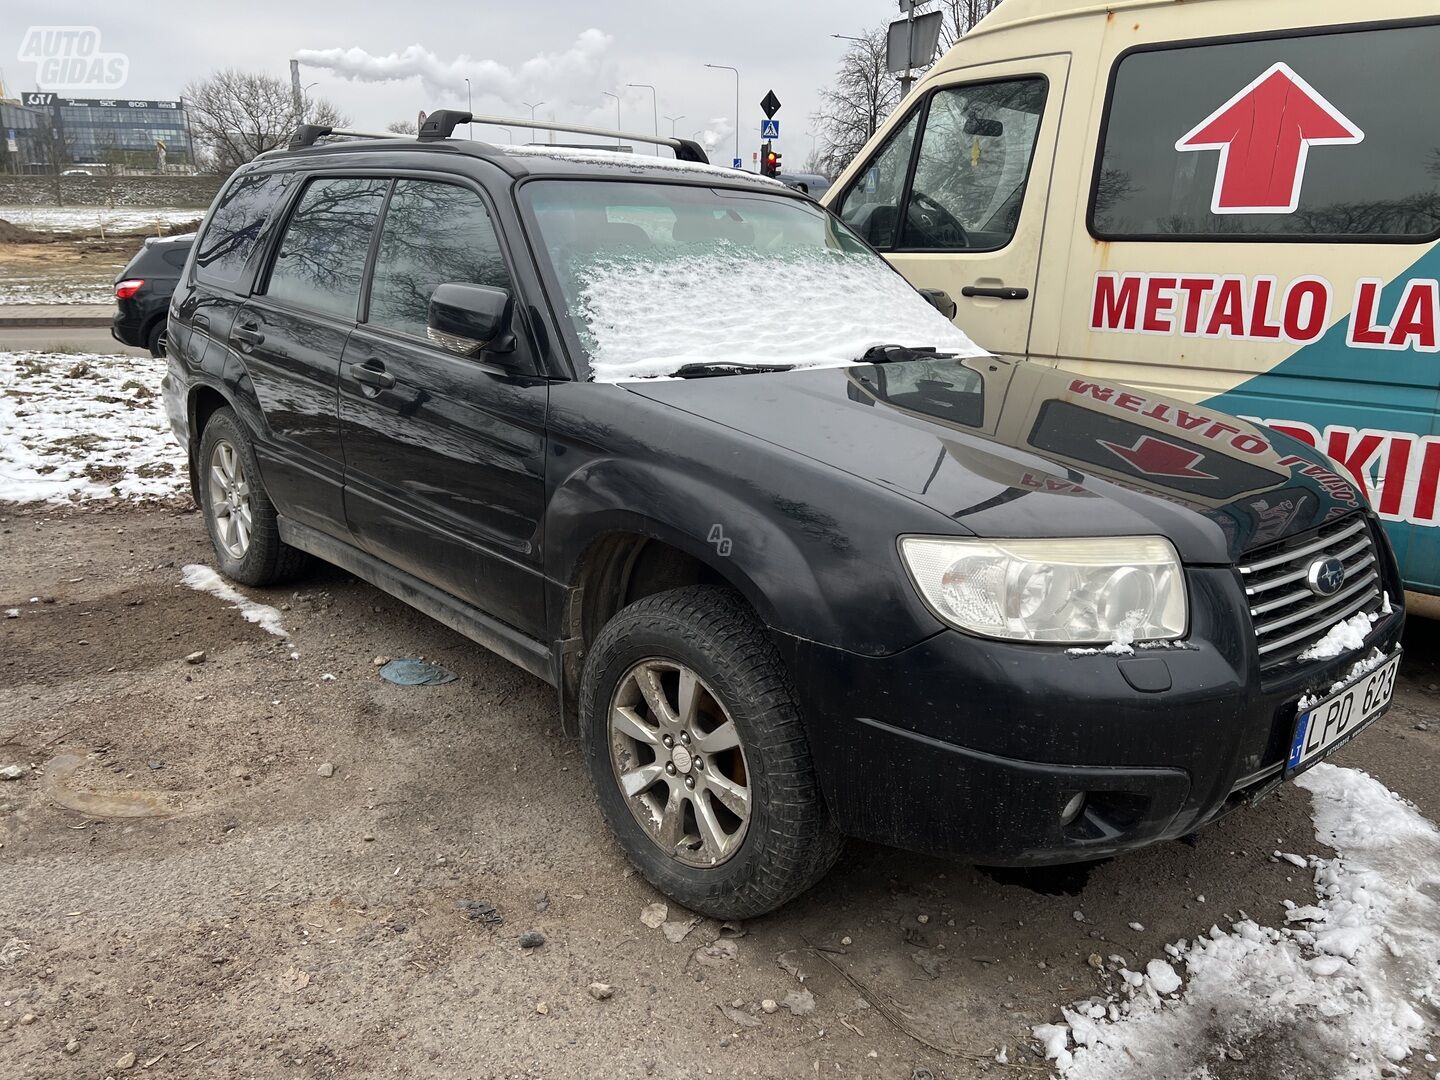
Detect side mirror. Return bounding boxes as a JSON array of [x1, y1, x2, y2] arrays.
[[427, 283, 515, 356], [920, 288, 957, 320]]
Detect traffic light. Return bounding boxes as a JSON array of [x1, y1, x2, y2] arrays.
[[761, 143, 782, 177]]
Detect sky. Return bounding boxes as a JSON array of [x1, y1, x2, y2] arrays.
[[2, 0, 903, 169]]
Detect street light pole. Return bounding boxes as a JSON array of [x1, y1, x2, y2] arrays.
[[664, 114, 685, 137], [521, 100, 544, 145], [626, 83, 658, 150], [601, 91, 621, 146], [704, 63, 740, 167], [465, 78, 472, 138]]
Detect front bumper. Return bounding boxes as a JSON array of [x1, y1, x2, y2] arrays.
[[773, 559, 1404, 866]]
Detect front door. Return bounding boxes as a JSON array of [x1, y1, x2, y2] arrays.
[[339, 177, 549, 638], [831, 55, 1070, 358]]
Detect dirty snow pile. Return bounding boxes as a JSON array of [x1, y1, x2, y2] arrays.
[[181, 565, 293, 650], [1035, 764, 1440, 1079], [1299, 605, 1387, 662], [0, 351, 187, 503], [0, 205, 202, 234], [574, 248, 987, 381]]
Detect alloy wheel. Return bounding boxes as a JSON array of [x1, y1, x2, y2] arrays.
[[208, 439, 253, 559], [607, 658, 752, 867]]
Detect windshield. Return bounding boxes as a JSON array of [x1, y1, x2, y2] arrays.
[[521, 180, 986, 381]]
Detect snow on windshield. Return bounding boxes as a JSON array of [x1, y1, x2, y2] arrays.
[[572, 247, 989, 382]]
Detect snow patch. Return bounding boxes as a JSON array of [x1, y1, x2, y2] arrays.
[[180, 565, 290, 642], [1298, 608, 1381, 662], [1034, 764, 1440, 1077], [0, 351, 187, 503], [572, 248, 987, 381], [0, 205, 202, 234], [499, 144, 787, 186]]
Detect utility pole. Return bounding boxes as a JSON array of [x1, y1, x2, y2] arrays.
[[602, 91, 621, 146], [521, 100, 544, 145], [289, 59, 302, 113], [704, 64, 740, 167], [627, 83, 659, 149]]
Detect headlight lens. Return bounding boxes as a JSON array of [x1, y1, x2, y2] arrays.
[[900, 536, 1186, 644]]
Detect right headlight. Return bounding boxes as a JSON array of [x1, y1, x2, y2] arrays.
[[899, 535, 1187, 644]]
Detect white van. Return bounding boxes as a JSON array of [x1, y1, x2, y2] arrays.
[[824, 0, 1440, 597]]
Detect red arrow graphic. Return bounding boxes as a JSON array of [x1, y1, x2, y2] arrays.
[[1175, 62, 1364, 214], [1097, 435, 1218, 480]]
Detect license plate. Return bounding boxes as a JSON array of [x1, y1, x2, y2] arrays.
[[1286, 651, 1401, 776]]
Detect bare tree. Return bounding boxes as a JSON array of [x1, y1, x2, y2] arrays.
[[386, 120, 418, 135], [934, 0, 1005, 49], [810, 26, 900, 180], [183, 69, 348, 174]]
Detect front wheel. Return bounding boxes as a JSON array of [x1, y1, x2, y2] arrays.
[[580, 586, 843, 918]]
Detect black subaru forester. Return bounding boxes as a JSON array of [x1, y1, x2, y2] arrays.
[[163, 111, 1404, 917]]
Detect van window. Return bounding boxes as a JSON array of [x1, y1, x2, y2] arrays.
[[837, 111, 920, 249], [838, 78, 1046, 252], [366, 180, 511, 340], [193, 171, 286, 286], [1092, 24, 1440, 241], [264, 177, 387, 319]]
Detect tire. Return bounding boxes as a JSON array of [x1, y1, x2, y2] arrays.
[[196, 407, 309, 586], [146, 319, 167, 358], [580, 585, 843, 918]]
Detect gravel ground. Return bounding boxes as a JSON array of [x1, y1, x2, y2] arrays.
[[1, 501, 1438, 1079]]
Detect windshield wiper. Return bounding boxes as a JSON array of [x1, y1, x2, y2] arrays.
[[672, 362, 796, 379], [858, 344, 946, 365]]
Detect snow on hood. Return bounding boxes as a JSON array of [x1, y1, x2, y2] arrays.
[[573, 248, 989, 382], [499, 144, 786, 187]]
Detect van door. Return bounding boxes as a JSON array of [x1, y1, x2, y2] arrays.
[[831, 54, 1069, 358]]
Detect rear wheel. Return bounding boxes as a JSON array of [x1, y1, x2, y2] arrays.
[[197, 408, 309, 586], [146, 319, 167, 358], [580, 586, 843, 918]]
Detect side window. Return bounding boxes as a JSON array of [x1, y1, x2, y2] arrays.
[[1093, 24, 1440, 240], [901, 79, 1047, 250], [265, 177, 387, 319], [837, 110, 921, 249], [366, 179, 512, 340], [193, 171, 286, 286]]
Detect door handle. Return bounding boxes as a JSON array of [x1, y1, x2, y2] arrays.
[[350, 360, 396, 390], [232, 321, 265, 346], [192, 314, 210, 333], [961, 285, 1030, 301]]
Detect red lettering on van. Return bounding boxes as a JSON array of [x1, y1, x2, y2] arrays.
[[1142, 276, 1179, 333], [1090, 273, 1141, 331], [1282, 279, 1329, 342], [1204, 279, 1247, 337], [1247, 278, 1283, 340], [1348, 280, 1389, 347], [1388, 280, 1439, 352]]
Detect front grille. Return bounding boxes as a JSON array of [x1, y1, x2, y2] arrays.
[[1239, 515, 1384, 672]]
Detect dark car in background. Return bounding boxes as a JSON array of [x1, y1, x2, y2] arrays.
[[112, 233, 194, 356]]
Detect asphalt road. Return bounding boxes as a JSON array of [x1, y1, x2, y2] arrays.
[[1, 501, 1437, 1079], [0, 324, 147, 356]]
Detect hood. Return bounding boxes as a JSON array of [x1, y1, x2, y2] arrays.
[[623, 356, 1367, 565]]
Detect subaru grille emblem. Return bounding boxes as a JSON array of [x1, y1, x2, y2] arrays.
[[1306, 556, 1346, 597]]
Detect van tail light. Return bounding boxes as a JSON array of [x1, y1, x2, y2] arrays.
[[115, 279, 145, 300]]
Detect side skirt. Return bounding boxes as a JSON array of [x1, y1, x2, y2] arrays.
[[277, 516, 556, 686]]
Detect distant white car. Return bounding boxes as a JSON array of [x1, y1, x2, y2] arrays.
[[61, 169, 93, 176], [778, 172, 831, 199]]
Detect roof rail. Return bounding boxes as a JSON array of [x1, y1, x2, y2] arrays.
[[288, 124, 409, 150], [419, 109, 710, 164]]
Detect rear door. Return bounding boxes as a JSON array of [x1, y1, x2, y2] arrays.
[[831, 55, 1069, 357], [339, 176, 549, 638], [234, 175, 387, 535]]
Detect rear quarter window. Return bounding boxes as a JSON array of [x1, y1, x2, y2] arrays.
[[194, 171, 289, 285], [1091, 23, 1440, 241]]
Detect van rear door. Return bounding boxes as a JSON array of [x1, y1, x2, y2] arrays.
[[829, 54, 1069, 358]]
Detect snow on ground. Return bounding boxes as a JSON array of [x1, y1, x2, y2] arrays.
[[576, 248, 988, 381], [0, 268, 116, 305], [1035, 764, 1439, 1079], [180, 564, 290, 642], [0, 205, 202, 235], [0, 351, 186, 503]]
